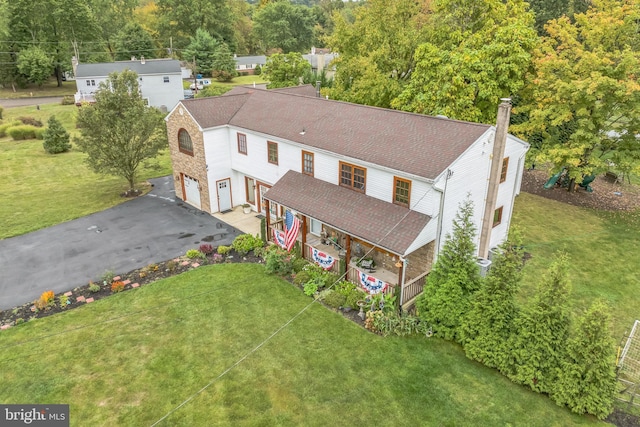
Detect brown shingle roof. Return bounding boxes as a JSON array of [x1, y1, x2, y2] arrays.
[[181, 94, 250, 128], [264, 171, 431, 255], [181, 88, 491, 179]]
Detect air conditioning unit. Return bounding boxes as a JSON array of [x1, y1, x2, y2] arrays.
[[488, 247, 502, 261], [476, 258, 492, 277]]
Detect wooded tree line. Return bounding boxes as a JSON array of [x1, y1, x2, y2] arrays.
[[418, 199, 618, 419], [0, 0, 637, 179]]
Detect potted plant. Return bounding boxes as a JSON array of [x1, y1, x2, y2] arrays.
[[242, 203, 251, 214]]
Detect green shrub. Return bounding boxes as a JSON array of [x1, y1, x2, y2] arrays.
[[321, 289, 346, 308], [42, 115, 71, 153], [88, 282, 101, 293], [17, 116, 43, 127], [217, 245, 231, 255], [0, 121, 21, 138], [100, 270, 115, 283], [7, 125, 39, 140], [0, 105, 3, 119], [367, 310, 428, 337], [61, 95, 75, 105], [264, 246, 293, 275], [292, 257, 308, 273], [293, 270, 311, 286], [186, 249, 205, 259], [303, 281, 319, 296], [345, 288, 367, 310], [231, 234, 264, 256], [34, 128, 45, 140]]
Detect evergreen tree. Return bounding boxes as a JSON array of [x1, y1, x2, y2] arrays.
[[211, 43, 237, 82], [184, 28, 219, 77], [416, 197, 481, 342], [552, 300, 617, 419], [461, 234, 523, 372], [42, 116, 71, 154], [113, 22, 157, 61], [511, 254, 571, 393]]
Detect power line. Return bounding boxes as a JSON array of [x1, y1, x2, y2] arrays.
[[150, 185, 437, 425]]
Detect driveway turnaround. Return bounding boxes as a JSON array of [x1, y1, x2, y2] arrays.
[[0, 176, 241, 310]]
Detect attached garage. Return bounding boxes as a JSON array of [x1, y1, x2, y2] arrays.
[[182, 174, 201, 209]]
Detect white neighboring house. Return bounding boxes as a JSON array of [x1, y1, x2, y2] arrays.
[[165, 85, 529, 308], [73, 57, 184, 111]]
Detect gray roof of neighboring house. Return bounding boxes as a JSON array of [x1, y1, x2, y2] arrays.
[[234, 55, 267, 66], [179, 86, 491, 180], [264, 171, 431, 255], [76, 59, 181, 78]]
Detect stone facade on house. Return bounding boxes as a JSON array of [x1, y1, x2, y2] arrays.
[[165, 107, 211, 213], [405, 241, 435, 281]]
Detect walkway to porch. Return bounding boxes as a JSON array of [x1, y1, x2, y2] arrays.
[[212, 206, 262, 236]]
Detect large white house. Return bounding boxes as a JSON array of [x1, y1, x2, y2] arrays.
[[165, 85, 528, 308], [73, 58, 184, 111]]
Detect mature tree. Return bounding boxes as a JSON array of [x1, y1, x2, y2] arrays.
[[513, 0, 640, 189], [86, 0, 138, 59], [212, 43, 237, 82], [114, 22, 157, 61], [327, 0, 429, 107], [156, 0, 235, 52], [42, 115, 71, 154], [310, 0, 344, 47], [552, 300, 617, 419], [528, 0, 590, 34], [511, 254, 571, 393], [183, 28, 219, 77], [262, 52, 311, 88], [393, 0, 537, 124], [416, 198, 481, 342], [6, 0, 99, 86], [461, 234, 523, 372], [75, 70, 167, 194], [230, 0, 256, 55], [252, 1, 314, 53], [16, 47, 53, 86]]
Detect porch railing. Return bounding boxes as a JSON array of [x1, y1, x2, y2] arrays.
[[400, 271, 428, 308]]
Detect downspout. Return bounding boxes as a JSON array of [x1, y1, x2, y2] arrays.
[[478, 98, 512, 259], [434, 169, 452, 258], [399, 257, 407, 311], [505, 149, 527, 233]]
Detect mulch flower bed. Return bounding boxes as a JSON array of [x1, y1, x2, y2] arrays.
[[0, 250, 263, 330], [0, 249, 366, 330]]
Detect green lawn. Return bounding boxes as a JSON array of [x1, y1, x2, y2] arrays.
[[0, 103, 172, 239], [513, 192, 640, 340], [0, 79, 77, 99], [0, 264, 603, 426]]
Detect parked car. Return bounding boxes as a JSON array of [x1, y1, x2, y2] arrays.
[[190, 83, 204, 90]]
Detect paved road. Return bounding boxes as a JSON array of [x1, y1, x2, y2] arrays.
[[0, 96, 64, 109], [0, 176, 241, 310]]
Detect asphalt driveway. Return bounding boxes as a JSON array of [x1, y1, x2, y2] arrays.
[[0, 176, 241, 310]]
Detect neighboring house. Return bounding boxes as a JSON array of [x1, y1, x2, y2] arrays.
[[234, 55, 267, 75], [180, 61, 193, 79], [234, 49, 336, 76], [165, 86, 529, 309], [303, 47, 337, 78], [73, 58, 184, 111]]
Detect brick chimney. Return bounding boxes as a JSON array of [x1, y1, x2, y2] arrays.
[[478, 98, 511, 259]]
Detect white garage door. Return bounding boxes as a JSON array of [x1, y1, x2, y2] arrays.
[[183, 175, 201, 209]]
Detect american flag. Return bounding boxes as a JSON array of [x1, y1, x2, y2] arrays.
[[284, 210, 300, 251]]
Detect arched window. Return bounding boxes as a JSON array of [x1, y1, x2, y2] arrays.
[[178, 129, 193, 155]]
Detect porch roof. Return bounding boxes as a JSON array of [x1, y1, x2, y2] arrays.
[[263, 170, 431, 256]]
